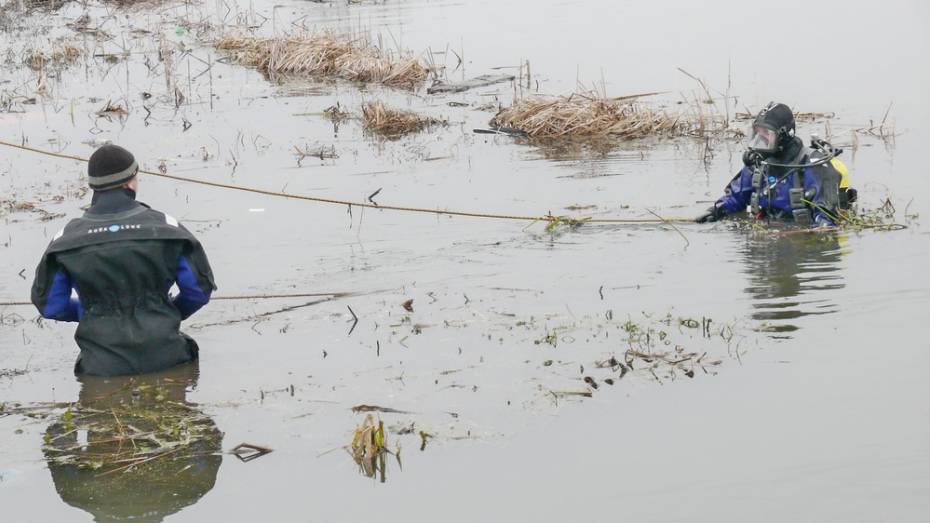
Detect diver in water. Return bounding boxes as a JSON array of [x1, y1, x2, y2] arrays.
[[30, 144, 216, 377], [695, 102, 856, 226]]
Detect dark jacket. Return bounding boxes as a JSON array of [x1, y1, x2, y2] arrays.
[[31, 189, 216, 376], [715, 138, 843, 226]]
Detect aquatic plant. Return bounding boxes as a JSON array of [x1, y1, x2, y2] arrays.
[[348, 414, 393, 481], [801, 197, 906, 232]]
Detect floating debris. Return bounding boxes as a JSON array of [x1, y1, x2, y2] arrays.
[[34, 364, 223, 514], [473, 127, 528, 137], [215, 32, 428, 90], [322, 103, 350, 122], [389, 421, 416, 435], [293, 143, 338, 166], [549, 390, 593, 399], [1, 199, 66, 221], [351, 404, 411, 414], [95, 100, 129, 117], [231, 443, 273, 462], [427, 73, 515, 94]]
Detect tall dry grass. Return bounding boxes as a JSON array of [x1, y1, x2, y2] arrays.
[[215, 32, 427, 90], [489, 92, 684, 139], [361, 101, 442, 138]]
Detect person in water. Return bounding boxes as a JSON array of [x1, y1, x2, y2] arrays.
[[695, 102, 855, 226], [31, 144, 216, 376]]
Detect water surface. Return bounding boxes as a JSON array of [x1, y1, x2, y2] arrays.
[[1, 1, 928, 521]]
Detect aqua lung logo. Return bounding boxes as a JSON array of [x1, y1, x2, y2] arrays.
[[87, 224, 141, 234]]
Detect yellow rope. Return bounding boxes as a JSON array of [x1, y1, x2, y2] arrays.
[[0, 139, 692, 224]]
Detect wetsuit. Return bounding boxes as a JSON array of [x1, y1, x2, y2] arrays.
[[714, 137, 843, 226], [31, 189, 216, 376]]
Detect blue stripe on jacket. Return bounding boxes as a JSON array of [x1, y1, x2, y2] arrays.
[[173, 256, 212, 320], [42, 270, 82, 322]]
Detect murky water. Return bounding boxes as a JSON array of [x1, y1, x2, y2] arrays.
[[1, 0, 929, 521]]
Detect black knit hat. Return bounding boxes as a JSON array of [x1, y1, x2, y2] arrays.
[[87, 144, 138, 191]]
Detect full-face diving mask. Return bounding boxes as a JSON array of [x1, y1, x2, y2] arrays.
[[747, 123, 779, 155], [746, 102, 796, 158]]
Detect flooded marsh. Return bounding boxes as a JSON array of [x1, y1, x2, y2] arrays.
[[1, 0, 929, 521]]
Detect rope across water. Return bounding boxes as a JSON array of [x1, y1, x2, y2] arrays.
[[0, 139, 691, 307], [0, 139, 691, 224], [0, 140, 905, 306]]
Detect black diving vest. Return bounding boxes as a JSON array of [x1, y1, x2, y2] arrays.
[[34, 203, 216, 376]]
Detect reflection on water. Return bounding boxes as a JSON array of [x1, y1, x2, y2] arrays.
[[42, 363, 222, 523], [740, 232, 847, 337]]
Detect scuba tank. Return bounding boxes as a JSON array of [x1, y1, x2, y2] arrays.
[[809, 134, 857, 209]]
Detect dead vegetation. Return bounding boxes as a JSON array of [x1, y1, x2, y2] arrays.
[[101, 0, 173, 7], [95, 99, 129, 117], [0, 89, 37, 113], [362, 100, 443, 138], [322, 103, 350, 122], [1, 199, 66, 221], [215, 32, 428, 90], [737, 110, 835, 122], [825, 198, 907, 231], [854, 102, 898, 142], [39, 384, 222, 475], [293, 143, 338, 166], [24, 44, 82, 71], [490, 92, 686, 139], [1, 0, 68, 17]]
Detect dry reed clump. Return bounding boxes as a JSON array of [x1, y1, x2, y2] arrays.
[[5, 0, 67, 13], [24, 44, 81, 71], [362, 100, 443, 138], [215, 32, 427, 90], [489, 93, 685, 139], [737, 110, 835, 122]]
